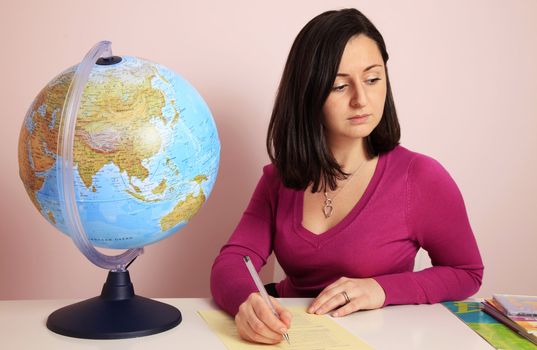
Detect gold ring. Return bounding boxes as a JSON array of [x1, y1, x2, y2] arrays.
[[341, 291, 351, 305]]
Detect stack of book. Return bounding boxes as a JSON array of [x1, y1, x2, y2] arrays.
[[482, 294, 537, 346]]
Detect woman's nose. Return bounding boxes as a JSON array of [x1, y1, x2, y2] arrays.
[[350, 84, 367, 108]]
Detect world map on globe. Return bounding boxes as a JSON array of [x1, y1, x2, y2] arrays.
[[18, 56, 220, 249]]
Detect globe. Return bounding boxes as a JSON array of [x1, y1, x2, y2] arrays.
[[18, 54, 220, 250], [17, 42, 220, 339]]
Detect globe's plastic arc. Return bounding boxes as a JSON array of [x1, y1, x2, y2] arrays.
[[57, 41, 142, 270]]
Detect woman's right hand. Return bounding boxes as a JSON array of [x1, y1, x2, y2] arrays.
[[235, 292, 292, 344]]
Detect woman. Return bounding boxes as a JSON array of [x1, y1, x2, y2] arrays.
[[211, 8, 484, 344]]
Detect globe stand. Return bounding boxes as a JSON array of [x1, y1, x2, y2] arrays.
[[46, 270, 182, 339]]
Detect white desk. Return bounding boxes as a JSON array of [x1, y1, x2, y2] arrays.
[[0, 298, 493, 349]]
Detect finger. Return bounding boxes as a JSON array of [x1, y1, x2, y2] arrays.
[[331, 296, 366, 317], [236, 298, 284, 344], [236, 316, 281, 344], [308, 278, 349, 313], [313, 291, 349, 315], [236, 307, 283, 344], [236, 312, 262, 343], [235, 314, 256, 343], [253, 297, 289, 336], [270, 296, 293, 329], [245, 318, 283, 344]]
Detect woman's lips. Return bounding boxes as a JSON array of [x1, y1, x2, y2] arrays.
[[348, 114, 370, 123]]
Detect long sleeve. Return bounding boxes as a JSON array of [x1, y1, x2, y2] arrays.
[[374, 155, 484, 305], [210, 165, 278, 316]]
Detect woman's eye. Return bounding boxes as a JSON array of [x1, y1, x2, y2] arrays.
[[365, 78, 381, 85], [332, 84, 348, 92]]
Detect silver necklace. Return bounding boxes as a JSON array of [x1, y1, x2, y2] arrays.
[[323, 160, 366, 218]]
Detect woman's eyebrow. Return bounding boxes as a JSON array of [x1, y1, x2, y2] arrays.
[[336, 64, 384, 76], [364, 64, 383, 71]]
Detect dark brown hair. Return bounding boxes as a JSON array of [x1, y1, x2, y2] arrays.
[[266, 8, 400, 192]]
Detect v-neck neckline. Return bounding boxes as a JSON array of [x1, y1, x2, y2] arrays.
[[292, 151, 387, 247]]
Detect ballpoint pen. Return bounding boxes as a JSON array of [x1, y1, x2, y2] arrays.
[[243, 255, 290, 344]]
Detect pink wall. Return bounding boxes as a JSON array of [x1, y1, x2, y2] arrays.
[[1, 0, 536, 300]]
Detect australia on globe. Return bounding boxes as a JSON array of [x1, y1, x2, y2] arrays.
[[18, 56, 220, 249]]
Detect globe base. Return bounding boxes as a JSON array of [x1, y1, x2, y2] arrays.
[[46, 270, 181, 339]]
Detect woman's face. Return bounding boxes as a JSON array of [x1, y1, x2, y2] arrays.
[[322, 34, 387, 145]]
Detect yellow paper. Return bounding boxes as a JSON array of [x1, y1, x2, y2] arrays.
[[198, 306, 373, 350]]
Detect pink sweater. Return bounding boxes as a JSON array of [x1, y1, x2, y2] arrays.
[[211, 146, 484, 316]]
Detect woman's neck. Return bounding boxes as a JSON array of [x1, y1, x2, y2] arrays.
[[328, 137, 369, 172]]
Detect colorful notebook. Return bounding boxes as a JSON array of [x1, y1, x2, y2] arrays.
[[482, 300, 537, 345], [486, 298, 537, 335], [443, 301, 537, 350]]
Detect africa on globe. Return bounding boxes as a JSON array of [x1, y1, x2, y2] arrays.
[[18, 55, 220, 249]]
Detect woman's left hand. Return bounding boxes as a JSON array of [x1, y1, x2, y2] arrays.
[[307, 277, 386, 317]]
